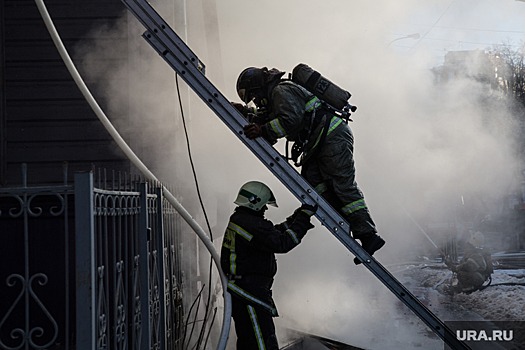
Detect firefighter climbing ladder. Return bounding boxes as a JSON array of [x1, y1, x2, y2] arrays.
[[121, 1, 470, 349]]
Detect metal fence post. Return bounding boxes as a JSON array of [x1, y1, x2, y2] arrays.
[[139, 182, 151, 349], [156, 186, 166, 349], [75, 172, 96, 349]]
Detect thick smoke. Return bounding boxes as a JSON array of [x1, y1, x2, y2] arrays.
[[75, 0, 524, 348]]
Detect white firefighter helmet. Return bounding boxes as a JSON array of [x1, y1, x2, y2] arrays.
[[234, 181, 278, 211], [468, 231, 485, 248]]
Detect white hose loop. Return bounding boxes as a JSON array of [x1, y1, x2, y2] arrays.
[[33, 0, 231, 348]]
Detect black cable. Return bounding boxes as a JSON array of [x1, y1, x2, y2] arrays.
[[174, 74, 216, 349], [182, 283, 205, 349], [203, 307, 218, 348]]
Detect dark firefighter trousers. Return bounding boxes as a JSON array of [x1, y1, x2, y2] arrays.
[[232, 299, 278, 350], [301, 121, 377, 239]]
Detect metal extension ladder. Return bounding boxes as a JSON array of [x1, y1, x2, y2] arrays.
[[120, 1, 470, 349]]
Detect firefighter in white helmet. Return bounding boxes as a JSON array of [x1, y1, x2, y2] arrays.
[[221, 181, 317, 349]]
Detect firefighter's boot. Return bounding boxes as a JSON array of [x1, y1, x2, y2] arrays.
[[354, 233, 385, 265], [345, 208, 385, 265]]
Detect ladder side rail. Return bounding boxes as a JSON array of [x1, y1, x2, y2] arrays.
[[120, 1, 470, 349], [143, 32, 467, 350]]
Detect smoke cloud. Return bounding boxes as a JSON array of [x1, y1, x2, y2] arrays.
[[74, 0, 525, 348]]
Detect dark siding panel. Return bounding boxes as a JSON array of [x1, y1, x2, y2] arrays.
[[6, 81, 85, 100], [1, 0, 6, 184], [7, 142, 125, 162], [5, 161, 132, 186], [5, 0, 125, 20], [6, 18, 127, 41], [7, 121, 114, 142], [5, 58, 126, 81], [2, 0, 133, 185], [7, 100, 100, 121], [6, 60, 74, 81]]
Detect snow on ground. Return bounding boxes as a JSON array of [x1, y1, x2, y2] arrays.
[[274, 261, 525, 349], [392, 263, 525, 349], [452, 271, 525, 320], [395, 264, 525, 322]]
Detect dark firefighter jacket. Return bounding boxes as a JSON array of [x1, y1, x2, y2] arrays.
[[221, 205, 314, 316], [261, 80, 345, 164], [456, 247, 493, 279], [258, 80, 374, 227], [448, 244, 494, 292]]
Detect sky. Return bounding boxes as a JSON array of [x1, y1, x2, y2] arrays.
[[74, 0, 525, 348], [389, 0, 525, 65], [212, 0, 525, 85]]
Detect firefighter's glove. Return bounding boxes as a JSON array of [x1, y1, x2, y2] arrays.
[[300, 203, 318, 217], [231, 102, 254, 118], [243, 123, 263, 139], [231, 102, 246, 114]]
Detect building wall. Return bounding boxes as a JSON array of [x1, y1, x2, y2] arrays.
[[1, 0, 131, 186], [1, 1, 225, 347]]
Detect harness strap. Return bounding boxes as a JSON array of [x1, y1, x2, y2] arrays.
[[227, 273, 243, 280]]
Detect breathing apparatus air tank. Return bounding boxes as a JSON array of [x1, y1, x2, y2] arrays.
[[291, 63, 353, 111]]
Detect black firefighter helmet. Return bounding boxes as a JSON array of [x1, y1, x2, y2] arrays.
[[236, 67, 285, 106]]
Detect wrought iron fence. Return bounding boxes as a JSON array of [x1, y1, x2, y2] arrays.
[[0, 165, 186, 350], [0, 164, 73, 350]]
